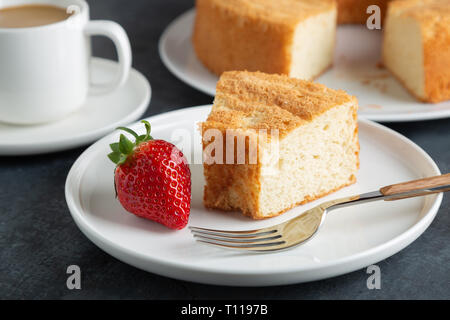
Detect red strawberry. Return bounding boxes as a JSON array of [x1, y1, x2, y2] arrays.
[[108, 120, 191, 230]]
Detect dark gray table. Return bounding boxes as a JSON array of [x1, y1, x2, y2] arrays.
[[1, 0, 449, 300]]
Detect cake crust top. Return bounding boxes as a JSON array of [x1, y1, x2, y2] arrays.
[[199, 0, 336, 26], [204, 71, 356, 137]]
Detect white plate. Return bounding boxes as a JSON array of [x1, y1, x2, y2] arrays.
[[159, 9, 450, 122], [65, 105, 442, 286], [0, 57, 151, 155]]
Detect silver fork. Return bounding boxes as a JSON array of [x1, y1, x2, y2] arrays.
[[190, 174, 450, 252]]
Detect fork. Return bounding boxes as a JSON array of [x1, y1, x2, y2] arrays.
[[189, 174, 450, 252]]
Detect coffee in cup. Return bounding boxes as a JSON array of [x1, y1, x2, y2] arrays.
[[0, 4, 71, 28]]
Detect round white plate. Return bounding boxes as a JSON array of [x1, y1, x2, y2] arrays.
[[65, 105, 442, 287], [0, 57, 151, 155], [159, 9, 450, 122]]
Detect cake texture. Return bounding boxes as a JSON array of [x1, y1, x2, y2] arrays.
[[382, 0, 450, 103], [337, 0, 391, 24], [192, 0, 337, 80], [201, 71, 360, 219]]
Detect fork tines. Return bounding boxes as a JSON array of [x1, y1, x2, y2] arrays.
[[189, 226, 286, 251]]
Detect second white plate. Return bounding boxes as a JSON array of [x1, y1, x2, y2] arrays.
[[159, 9, 450, 122], [65, 105, 442, 286]]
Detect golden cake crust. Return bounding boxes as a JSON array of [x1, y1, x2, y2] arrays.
[[387, 0, 450, 102], [202, 0, 336, 26], [201, 71, 359, 219], [192, 0, 336, 76], [337, 0, 391, 24], [207, 71, 355, 137]]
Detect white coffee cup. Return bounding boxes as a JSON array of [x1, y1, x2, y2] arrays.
[[0, 0, 131, 124]]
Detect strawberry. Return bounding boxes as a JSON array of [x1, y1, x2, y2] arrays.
[[108, 120, 191, 230]]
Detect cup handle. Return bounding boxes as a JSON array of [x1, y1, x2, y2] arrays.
[[84, 20, 132, 94]]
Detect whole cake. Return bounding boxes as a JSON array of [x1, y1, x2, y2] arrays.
[[192, 0, 337, 80], [201, 71, 360, 219], [337, 0, 391, 24], [382, 0, 450, 103]]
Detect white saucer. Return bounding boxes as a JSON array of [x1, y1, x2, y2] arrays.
[[65, 105, 442, 286], [0, 57, 151, 156], [159, 9, 450, 122]]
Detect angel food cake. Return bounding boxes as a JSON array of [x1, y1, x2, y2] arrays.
[[382, 0, 450, 103], [201, 71, 360, 219], [192, 0, 337, 80]]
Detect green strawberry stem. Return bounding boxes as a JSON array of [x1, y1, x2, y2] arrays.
[[108, 120, 153, 165]]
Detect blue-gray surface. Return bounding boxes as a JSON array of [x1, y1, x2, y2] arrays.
[[0, 0, 449, 300]]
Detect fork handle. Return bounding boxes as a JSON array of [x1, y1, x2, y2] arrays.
[[327, 173, 450, 212], [380, 173, 450, 201]]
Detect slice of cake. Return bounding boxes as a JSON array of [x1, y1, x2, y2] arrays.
[[192, 0, 337, 80], [200, 71, 359, 219], [382, 0, 450, 103], [337, 0, 391, 24]]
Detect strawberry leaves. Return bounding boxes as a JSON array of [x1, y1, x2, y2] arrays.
[[119, 134, 135, 154], [108, 120, 153, 165], [135, 120, 153, 144]]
